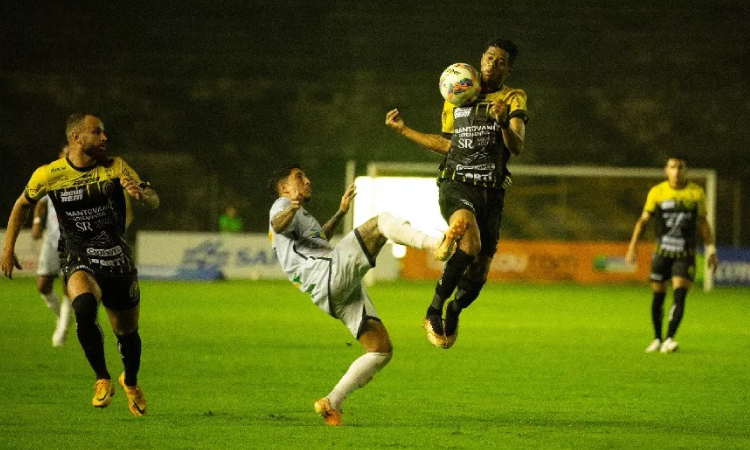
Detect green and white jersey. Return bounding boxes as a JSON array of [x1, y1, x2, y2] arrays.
[[269, 197, 332, 293]]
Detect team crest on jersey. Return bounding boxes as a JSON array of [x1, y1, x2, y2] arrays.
[[130, 281, 140, 300], [102, 180, 115, 197]]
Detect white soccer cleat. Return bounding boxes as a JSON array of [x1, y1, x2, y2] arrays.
[[645, 339, 662, 353], [660, 338, 679, 354]]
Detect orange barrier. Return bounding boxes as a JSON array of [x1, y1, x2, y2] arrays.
[[402, 241, 654, 283]]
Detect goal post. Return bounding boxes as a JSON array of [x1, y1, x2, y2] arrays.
[[347, 161, 717, 291]]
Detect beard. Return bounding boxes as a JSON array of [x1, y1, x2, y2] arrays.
[[82, 144, 106, 161]]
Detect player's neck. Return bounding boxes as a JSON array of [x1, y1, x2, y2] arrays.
[[668, 179, 687, 189], [67, 149, 97, 169]]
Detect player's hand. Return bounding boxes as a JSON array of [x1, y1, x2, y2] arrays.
[[121, 177, 144, 201], [625, 247, 637, 265], [1, 249, 22, 279], [490, 101, 509, 127], [339, 183, 356, 214], [385, 109, 405, 135], [707, 253, 718, 272], [289, 197, 302, 211]]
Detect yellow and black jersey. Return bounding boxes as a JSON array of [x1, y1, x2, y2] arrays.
[[24, 156, 148, 274], [643, 181, 706, 257], [439, 85, 528, 188]]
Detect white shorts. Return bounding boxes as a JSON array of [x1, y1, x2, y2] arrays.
[[37, 236, 61, 276], [306, 230, 380, 338]]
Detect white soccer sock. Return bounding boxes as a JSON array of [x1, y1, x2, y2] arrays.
[[59, 297, 72, 329], [52, 297, 73, 347], [327, 351, 392, 410], [378, 212, 438, 251], [40, 292, 61, 316]]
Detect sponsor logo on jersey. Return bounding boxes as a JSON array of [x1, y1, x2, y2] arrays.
[[86, 246, 123, 257], [660, 200, 676, 209], [61, 188, 84, 202], [454, 107, 472, 118], [456, 163, 495, 172]]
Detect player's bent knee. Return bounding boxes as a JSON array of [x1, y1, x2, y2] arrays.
[[369, 351, 393, 372], [72, 293, 98, 323]]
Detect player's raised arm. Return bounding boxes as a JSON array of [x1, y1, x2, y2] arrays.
[[271, 198, 302, 234], [120, 177, 159, 209], [1, 194, 34, 279], [321, 183, 356, 240], [385, 109, 450, 155], [491, 101, 525, 156]]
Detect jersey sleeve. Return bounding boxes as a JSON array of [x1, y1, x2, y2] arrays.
[[117, 158, 150, 189], [23, 166, 49, 203], [269, 197, 296, 235], [441, 101, 456, 134], [643, 186, 658, 213], [506, 89, 529, 123]]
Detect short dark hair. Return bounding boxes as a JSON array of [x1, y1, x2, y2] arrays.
[[485, 38, 519, 67], [268, 163, 302, 197], [666, 154, 688, 166], [65, 113, 91, 139]]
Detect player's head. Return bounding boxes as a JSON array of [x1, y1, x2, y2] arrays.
[[665, 155, 688, 188], [481, 38, 518, 88], [269, 163, 312, 202], [66, 113, 107, 159]]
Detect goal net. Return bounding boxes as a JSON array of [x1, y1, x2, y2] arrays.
[[348, 161, 717, 291]]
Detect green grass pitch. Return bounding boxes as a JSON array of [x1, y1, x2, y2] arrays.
[[1, 278, 748, 449]]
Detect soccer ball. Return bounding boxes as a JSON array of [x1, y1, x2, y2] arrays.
[[439, 63, 481, 106]]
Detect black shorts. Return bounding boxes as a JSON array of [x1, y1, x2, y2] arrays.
[[649, 253, 696, 282], [438, 179, 505, 258], [61, 254, 141, 311]]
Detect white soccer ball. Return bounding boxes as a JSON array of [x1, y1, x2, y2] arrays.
[[439, 63, 481, 106]]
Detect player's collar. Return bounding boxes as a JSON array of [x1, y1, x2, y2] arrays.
[[66, 155, 106, 172]]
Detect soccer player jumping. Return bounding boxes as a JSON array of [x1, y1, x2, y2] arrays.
[[268, 164, 463, 425], [386, 38, 528, 348], [1, 114, 159, 416], [626, 156, 718, 353]]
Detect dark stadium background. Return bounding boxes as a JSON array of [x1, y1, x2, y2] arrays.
[[1, 0, 747, 244]]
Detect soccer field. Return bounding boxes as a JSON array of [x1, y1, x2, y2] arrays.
[[0, 278, 748, 450]]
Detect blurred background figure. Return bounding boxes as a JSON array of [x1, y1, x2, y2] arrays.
[[219, 204, 243, 233], [30, 146, 72, 347]]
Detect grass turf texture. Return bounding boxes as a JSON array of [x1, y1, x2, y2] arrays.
[[0, 278, 748, 449]]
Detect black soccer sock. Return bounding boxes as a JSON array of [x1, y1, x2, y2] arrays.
[[454, 276, 485, 310], [117, 329, 142, 386], [651, 291, 667, 340], [666, 288, 688, 339], [428, 249, 475, 316], [72, 293, 110, 380]]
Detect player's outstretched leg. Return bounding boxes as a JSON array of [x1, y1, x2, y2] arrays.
[[317, 319, 392, 425], [376, 212, 440, 254], [72, 292, 113, 406]]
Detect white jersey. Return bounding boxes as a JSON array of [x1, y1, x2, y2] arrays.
[[269, 197, 333, 292], [37, 195, 62, 276], [269, 196, 380, 337], [43, 196, 61, 244]]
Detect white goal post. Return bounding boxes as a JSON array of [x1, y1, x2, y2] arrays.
[[345, 161, 717, 291]]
